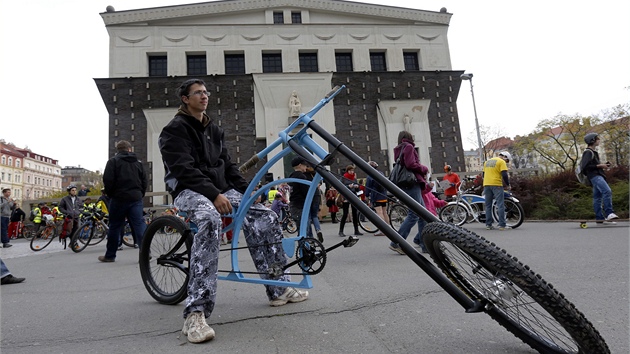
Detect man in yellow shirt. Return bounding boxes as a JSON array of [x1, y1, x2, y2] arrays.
[[482, 151, 512, 230]]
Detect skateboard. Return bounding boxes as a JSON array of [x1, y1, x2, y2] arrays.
[[576, 219, 629, 229]]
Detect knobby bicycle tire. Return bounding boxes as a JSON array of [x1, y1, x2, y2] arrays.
[[71, 221, 94, 253], [493, 199, 524, 229], [30, 226, 57, 251], [422, 222, 609, 354], [139, 215, 190, 305], [439, 203, 468, 226]]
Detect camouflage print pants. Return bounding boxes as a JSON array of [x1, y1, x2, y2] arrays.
[[174, 189, 291, 319]]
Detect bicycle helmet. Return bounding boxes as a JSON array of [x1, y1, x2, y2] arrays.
[[584, 133, 598, 145], [444, 165, 452, 172], [498, 151, 512, 162], [67, 184, 77, 192]]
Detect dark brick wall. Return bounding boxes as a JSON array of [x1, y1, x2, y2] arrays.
[[94, 71, 465, 188]]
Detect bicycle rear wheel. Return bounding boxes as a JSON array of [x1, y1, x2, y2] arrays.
[[493, 199, 524, 229], [388, 204, 407, 232], [422, 222, 609, 354], [121, 222, 135, 247], [30, 227, 56, 251], [71, 221, 93, 253], [139, 215, 190, 305], [358, 209, 378, 233], [438, 203, 468, 226], [23, 224, 35, 240]]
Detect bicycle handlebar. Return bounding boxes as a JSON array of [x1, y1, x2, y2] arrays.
[[239, 154, 260, 174]]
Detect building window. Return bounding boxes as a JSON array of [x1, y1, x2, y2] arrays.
[[1, 156, 5, 165], [299, 52, 318, 72], [262, 53, 283, 73], [149, 55, 167, 77], [291, 12, 302, 24], [16, 160, 20, 168], [225, 53, 246, 74], [370, 52, 387, 71], [273, 11, 284, 24], [187, 54, 207, 76], [403, 52, 419, 71], [335, 52, 353, 72]]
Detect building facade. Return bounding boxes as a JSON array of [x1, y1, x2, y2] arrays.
[[0, 142, 25, 201], [96, 0, 468, 204]]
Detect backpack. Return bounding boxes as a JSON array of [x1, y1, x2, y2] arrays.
[[29, 209, 37, 222], [576, 150, 593, 186]]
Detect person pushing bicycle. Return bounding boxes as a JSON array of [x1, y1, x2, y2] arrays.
[[158, 79, 309, 344]]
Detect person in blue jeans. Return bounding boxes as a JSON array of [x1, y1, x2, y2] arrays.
[[389, 131, 429, 254], [482, 151, 512, 230], [98, 140, 148, 262], [580, 133, 619, 223], [1, 257, 25, 285]]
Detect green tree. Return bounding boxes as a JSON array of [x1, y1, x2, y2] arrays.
[[521, 114, 601, 173]]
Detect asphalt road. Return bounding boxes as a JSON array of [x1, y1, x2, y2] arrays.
[[1, 220, 628, 354]]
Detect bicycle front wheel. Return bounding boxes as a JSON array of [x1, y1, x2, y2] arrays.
[[284, 218, 297, 234], [30, 227, 56, 251], [493, 199, 524, 229], [439, 203, 468, 226], [358, 209, 378, 233], [422, 222, 609, 354], [71, 222, 93, 253], [388, 204, 407, 232], [139, 215, 190, 305]]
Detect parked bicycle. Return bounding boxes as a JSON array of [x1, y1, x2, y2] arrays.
[[279, 206, 298, 234], [10, 221, 34, 240], [439, 183, 524, 228], [70, 206, 109, 253], [30, 215, 62, 251], [138, 86, 608, 353]]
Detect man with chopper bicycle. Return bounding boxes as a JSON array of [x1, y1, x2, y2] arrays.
[[158, 79, 309, 344]]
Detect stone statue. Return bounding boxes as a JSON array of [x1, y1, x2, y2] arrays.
[[403, 114, 412, 132], [289, 91, 302, 117]]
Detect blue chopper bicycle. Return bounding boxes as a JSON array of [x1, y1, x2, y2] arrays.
[[139, 86, 608, 354]]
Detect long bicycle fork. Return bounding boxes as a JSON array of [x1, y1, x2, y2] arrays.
[[288, 122, 482, 313]]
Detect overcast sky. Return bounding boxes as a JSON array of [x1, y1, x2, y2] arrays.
[[1, 0, 628, 172]]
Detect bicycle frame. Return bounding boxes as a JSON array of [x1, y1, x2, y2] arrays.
[[221, 85, 481, 312]]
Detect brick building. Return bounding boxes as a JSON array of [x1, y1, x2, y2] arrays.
[[95, 0, 468, 204]]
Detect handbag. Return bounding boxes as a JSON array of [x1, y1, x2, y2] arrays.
[[389, 149, 417, 189]]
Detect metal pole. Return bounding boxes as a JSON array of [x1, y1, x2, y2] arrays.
[[467, 78, 484, 164]]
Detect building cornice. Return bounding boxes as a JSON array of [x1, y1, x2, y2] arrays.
[[101, 0, 451, 26]]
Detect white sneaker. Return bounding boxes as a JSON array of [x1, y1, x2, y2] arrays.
[[182, 312, 215, 343], [270, 287, 309, 307], [606, 213, 619, 221]]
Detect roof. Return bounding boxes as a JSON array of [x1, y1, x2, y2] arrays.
[[100, 0, 452, 26]]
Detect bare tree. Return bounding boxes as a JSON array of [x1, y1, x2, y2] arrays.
[[467, 124, 506, 161], [597, 104, 629, 166]]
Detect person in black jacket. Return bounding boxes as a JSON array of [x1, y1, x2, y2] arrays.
[[98, 140, 148, 263], [580, 133, 618, 223], [159, 79, 308, 344], [59, 185, 83, 244]]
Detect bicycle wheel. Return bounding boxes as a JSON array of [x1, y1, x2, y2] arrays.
[[284, 218, 297, 234], [71, 221, 93, 253], [358, 209, 378, 233], [139, 215, 190, 305], [23, 224, 35, 240], [438, 203, 468, 226], [493, 199, 524, 229], [388, 204, 407, 232], [30, 227, 56, 251], [122, 222, 135, 247], [422, 222, 610, 354], [89, 222, 107, 245]]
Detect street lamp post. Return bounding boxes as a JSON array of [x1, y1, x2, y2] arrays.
[[460, 73, 484, 166]]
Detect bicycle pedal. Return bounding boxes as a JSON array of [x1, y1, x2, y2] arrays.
[[343, 236, 359, 247]]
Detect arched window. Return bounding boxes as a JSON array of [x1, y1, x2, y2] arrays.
[[1, 156, 5, 165], [16, 160, 21, 168], [8, 157, 13, 166]]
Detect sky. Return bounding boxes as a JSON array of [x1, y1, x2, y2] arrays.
[[1, 0, 628, 172]]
